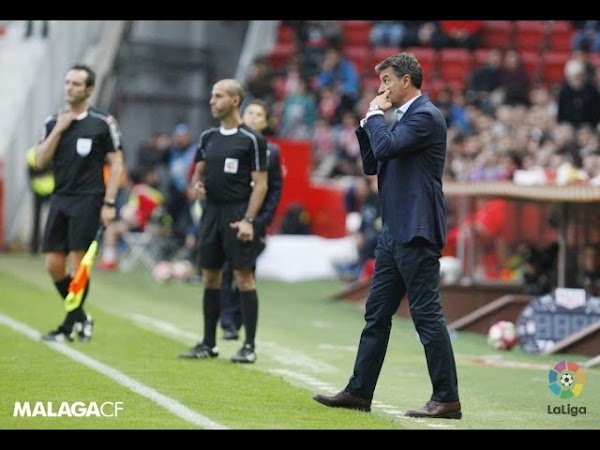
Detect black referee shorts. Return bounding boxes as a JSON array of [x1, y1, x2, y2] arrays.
[[198, 202, 261, 271], [42, 194, 103, 253]]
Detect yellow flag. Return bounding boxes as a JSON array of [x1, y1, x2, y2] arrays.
[[64, 227, 103, 312]]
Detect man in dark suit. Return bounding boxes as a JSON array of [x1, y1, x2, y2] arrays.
[[313, 52, 461, 419]]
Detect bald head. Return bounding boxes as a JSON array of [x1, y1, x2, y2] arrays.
[[210, 78, 245, 124], [214, 78, 245, 105]]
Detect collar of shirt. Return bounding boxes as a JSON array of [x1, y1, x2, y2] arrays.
[[397, 94, 421, 121]]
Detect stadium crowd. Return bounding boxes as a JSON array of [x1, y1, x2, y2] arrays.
[[91, 21, 600, 290]]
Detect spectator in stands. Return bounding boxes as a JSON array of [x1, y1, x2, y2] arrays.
[[243, 54, 277, 109], [556, 58, 600, 129], [27, 145, 54, 254], [434, 84, 472, 134], [446, 183, 517, 280], [344, 173, 372, 214], [134, 130, 170, 194], [279, 55, 308, 96], [316, 85, 341, 125], [497, 49, 531, 107], [285, 20, 343, 76], [135, 131, 170, 172], [552, 122, 584, 171], [311, 116, 337, 178], [165, 123, 197, 248], [465, 48, 503, 113], [528, 84, 558, 119], [369, 21, 407, 47], [581, 244, 600, 296], [402, 21, 446, 48], [316, 45, 361, 124], [301, 20, 344, 50], [438, 20, 483, 50], [277, 75, 318, 140], [570, 44, 597, 81], [571, 21, 600, 53], [356, 84, 380, 118], [576, 124, 600, 159], [587, 154, 600, 185], [335, 175, 381, 283], [332, 110, 362, 177], [99, 167, 164, 270]]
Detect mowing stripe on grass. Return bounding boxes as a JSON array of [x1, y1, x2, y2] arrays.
[[132, 313, 337, 373], [0, 313, 228, 430], [132, 314, 457, 429]]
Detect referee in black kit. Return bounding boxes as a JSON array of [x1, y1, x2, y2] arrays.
[[179, 78, 268, 364], [34, 63, 124, 343], [219, 98, 284, 341]]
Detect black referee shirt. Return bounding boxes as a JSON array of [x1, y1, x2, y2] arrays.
[[195, 124, 268, 204], [41, 108, 121, 196]]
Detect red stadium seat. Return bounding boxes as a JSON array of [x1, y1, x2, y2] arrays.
[[343, 45, 372, 76], [520, 50, 541, 82], [364, 76, 382, 92], [371, 46, 401, 68], [272, 75, 287, 100], [481, 21, 514, 49], [438, 48, 473, 86], [341, 20, 372, 47], [277, 23, 296, 45], [473, 48, 493, 67], [426, 78, 462, 102], [547, 21, 574, 52], [513, 20, 548, 52], [269, 43, 295, 70], [541, 51, 572, 87]]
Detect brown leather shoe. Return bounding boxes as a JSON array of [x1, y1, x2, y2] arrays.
[[405, 400, 462, 419], [313, 391, 371, 412]]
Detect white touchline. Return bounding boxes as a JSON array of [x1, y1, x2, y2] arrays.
[[0, 313, 228, 430], [132, 315, 456, 429]]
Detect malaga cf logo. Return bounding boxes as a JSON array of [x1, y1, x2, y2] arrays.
[[548, 361, 585, 398]]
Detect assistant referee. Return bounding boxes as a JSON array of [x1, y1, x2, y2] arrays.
[[34, 63, 124, 343]]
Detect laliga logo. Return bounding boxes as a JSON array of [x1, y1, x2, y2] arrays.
[[548, 361, 585, 398], [547, 361, 587, 417], [13, 401, 124, 417]]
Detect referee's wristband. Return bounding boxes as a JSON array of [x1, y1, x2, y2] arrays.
[[103, 199, 116, 208], [243, 216, 254, 224]]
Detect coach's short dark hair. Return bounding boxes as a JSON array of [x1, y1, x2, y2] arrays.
[[375, 53, 423, 89]]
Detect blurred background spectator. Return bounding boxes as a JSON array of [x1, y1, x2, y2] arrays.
[[556, 58, 600, 129], [571, 20, 600, 53], [439, 20, 483, 50], [369, 21, 406, 47]]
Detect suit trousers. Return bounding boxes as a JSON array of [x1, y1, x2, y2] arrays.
[[345, 224, 459, 402]]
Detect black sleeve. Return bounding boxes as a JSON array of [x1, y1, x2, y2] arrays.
[[255, 143, 283, 231], [195, 131, 210, 163]]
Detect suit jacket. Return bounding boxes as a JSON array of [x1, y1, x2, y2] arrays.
[[355, 93, 447, 248]]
